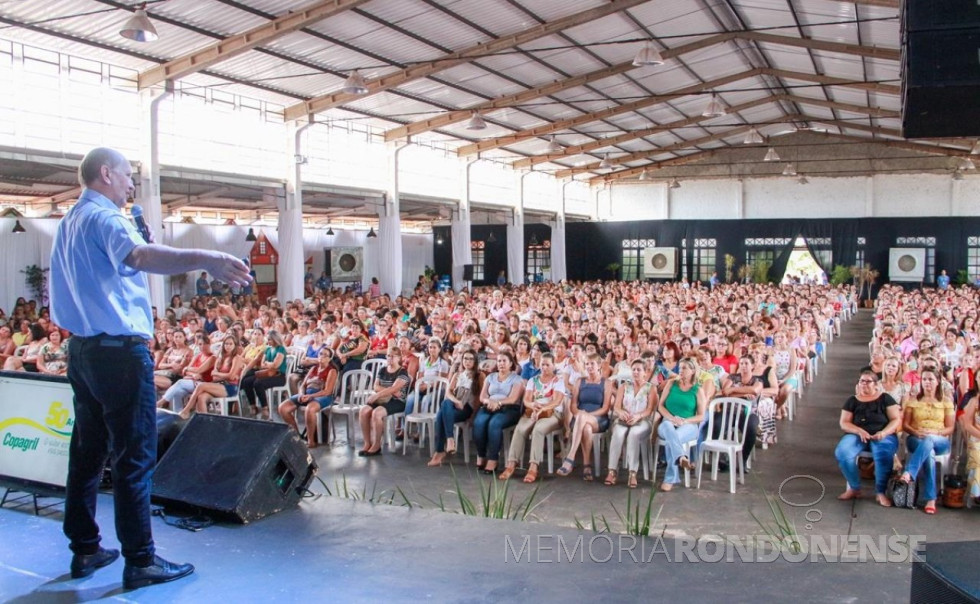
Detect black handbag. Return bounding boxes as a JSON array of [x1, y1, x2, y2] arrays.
[[887, 474, 917, 509]]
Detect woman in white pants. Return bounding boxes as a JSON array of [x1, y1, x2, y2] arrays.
[[606, 359, 658, 488], [499, 353, 566, 483]]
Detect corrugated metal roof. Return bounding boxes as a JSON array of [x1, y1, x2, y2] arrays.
[[0, 0, 939, 185]]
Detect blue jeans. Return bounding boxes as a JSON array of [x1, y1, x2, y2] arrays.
[[905, 434, 950, 502], [64, 336, 157, 565], [472, 405, 520, 461], [434, 399, 473, 453], [835, 433, 899, 494], [406, 390, 436, 416], [658, 421, 700, 484]]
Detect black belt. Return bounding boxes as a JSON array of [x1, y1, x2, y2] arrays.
[[81, 334, 147, 347]]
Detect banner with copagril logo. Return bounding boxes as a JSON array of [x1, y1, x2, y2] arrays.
[[0, 376, 74, 490]]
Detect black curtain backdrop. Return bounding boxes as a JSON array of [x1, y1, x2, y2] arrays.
[[431, 217, 980, 288], [562, 217, 980, 285]]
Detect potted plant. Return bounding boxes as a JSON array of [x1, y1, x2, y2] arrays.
[[724, 254, 736, 283], [21, 264, 49, 305], [737, 264, 751, 284], [605, 262, 621, 281], [829, 264, 853, 286], [857, 265, 879, 307]]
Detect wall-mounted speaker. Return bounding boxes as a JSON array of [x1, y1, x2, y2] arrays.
[[329, 246, 363, 282], [889, 248, 926, 283], [462, 264, 474, 281], [643, 247, 679, 279]]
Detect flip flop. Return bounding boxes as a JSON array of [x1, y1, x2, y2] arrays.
[[556, 457, 575, 477]]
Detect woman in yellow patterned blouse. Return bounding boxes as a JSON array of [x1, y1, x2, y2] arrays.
[[899, 368, 955, 514]]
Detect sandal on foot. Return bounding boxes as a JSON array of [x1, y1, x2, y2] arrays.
[[498, 465, 516, 481], [924, 503, 937, 515], [628, 471, 638, 489], [523, 467, 539, 483], [582, 466, 594, 482], [556, 457, 575, 477], [604, 470, 618, 486]]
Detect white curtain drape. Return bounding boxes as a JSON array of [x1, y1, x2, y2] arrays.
[[506, 215, 524, 286], [451, 209, 472, 290], [551, 216, 567, 282], [0, 218, 433, 308], [377, 212, 402, 299], [0, 218, 59, 309]]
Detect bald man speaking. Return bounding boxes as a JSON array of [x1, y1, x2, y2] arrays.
[[50, 147, 251, 590]]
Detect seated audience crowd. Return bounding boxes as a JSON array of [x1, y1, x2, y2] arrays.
[[64, 278, 851, 493], [860, 284, 980, 510]]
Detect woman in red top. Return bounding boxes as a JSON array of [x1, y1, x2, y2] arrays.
[[280, 348, 339, 447]]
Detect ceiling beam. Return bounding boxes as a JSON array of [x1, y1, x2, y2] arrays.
[[556, 125, 757, 178], [739, 31, 900, 61], [589, 150, 722, 185], [457, 68, 765, 156], [382, 32, 738, 142], [283, 0, 650, 121], [765, 69, 900, 95], [779, 94, 899, 118], [513, 96, 776, 169], [819, 120, 976, 150], [139, 0, 369, 89], [384, 31, 898, 142]]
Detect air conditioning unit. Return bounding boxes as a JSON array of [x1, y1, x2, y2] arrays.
[[329, 246, 363, 282], [643, 247, 679, 279], [889, 248, 926, 282]]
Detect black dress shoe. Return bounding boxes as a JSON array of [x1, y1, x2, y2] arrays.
[[123, 555, 194, 590], [70, 547, 120, 578]]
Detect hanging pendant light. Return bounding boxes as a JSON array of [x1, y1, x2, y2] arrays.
[[639, 169, 651, 181], [245, 227, 257, 241], [544, 136, 563, 154], [764, 146, 780, 162], [957, 157, 976, 171], [599, 153, 613, 169], [701, 94, 726, 118], [465, 112, 487, 131], [326, 225, 335, 235], [798, 174, 809, 185], [119, 4, 158, 42], [669, 178, 681, 189], [632, 41, 664, 67], [487, 231, 497, 243], [971, 140, 980, 155], [782, 163, 797, 176], [12, 220, 26, 234], [529, 233, 539, 246], [366, 226, 377, 238], [342, 70, 369, 95], [743, 128, 763, 145]]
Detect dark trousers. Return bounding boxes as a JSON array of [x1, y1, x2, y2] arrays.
[[241, 373, 285, 409], [472, 405, 521, 461], [64, 336, 156, 565], [434, 400, 473, 453]]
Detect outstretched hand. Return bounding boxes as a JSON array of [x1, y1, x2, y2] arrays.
[[205, 252, 252, 288]]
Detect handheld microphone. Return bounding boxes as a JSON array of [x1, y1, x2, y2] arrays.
[[131, 204, 151, 243]]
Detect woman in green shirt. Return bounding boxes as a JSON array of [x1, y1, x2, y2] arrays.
[[656, 358, 707, 491]]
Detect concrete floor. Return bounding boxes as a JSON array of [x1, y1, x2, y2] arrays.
[[1, 309, 976, 602]]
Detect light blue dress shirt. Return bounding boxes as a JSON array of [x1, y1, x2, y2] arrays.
[[50, 189, 153, 339]]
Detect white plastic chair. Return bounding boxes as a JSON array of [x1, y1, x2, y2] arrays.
[[361, 358, 386, 384], [266, 354, 298, 421], [328, 369, 372, 447], [214, 376, 244, 417], [696, 397, 753, 494], [403, 376, 449, 456]]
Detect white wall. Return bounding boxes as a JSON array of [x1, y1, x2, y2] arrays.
[[603, 173, 980, 220]]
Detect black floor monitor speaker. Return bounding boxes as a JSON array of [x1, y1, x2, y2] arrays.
[[463, 264, 474, 281], [152, 415, 317, 523], [910, 541, 980, 603]]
